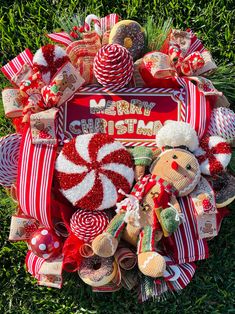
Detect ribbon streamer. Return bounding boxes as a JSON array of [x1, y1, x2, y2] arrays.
[[25, 251, 63, 288]]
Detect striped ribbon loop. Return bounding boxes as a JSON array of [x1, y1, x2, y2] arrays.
[[1, 49, 33, 83], [100, 13, 119, 34], [139, 258, 196, 302], [46, 32, 73, 47], [17, 126, 57, 228], [163, 196, 209, 264], [176, 77, 211, 139]]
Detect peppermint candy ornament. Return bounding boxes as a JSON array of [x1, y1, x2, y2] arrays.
[[33, 44, 69, 84], [208, 107, 235, 142], [70, 209, 109, 243], [194, 135, 232, 176], [55, 133, 134, 210], [93, 44, 134, 89]]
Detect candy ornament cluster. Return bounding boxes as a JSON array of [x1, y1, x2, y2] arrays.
[[1, 12, 235, 302]]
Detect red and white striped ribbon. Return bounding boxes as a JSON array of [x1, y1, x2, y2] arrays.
[[177, 77, 210, 139], [139, 258, 196, 302], [1, 49, 33, 84], [46, 32, 72, 47], [186, 29, 205, 55], [25, 251, 45, 279], [17, 126, 57, 227], [100, 13, 119, 33], [163, 195, 209, 264], [162, 256, 196, 290]]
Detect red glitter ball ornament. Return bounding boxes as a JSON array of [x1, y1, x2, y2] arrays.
[[29, 227, 62, 260], [55, 133, 134, 211], [93, 44, 134, 89]]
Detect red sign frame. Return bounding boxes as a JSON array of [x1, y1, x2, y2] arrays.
[[57, 86, 187, 147]]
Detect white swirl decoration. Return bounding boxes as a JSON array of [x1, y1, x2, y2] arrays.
[[0, 133, 22, 187], [55, 133, 134, 210]]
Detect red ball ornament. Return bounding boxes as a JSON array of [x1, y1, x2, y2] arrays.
[[93, 44, 134, 89], [29, 227, 62, 260]]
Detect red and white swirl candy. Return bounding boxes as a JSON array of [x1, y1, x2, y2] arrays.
[[33, 44, 69, 84], [194, 135, 231, 176], [70, 209, 109, 243], [55, 133, 134, 210], [93, 44, 134, 89]]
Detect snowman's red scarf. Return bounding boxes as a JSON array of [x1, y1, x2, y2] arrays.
[[131, 174, 177, 207]]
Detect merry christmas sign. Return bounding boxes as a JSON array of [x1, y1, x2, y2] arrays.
[[58, 86, 191, 146]]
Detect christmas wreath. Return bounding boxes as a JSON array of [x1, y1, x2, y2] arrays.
[[1, 12, 235, 302]]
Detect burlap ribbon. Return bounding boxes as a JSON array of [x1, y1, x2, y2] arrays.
[[190, 176, 218, 239], [2, 58, 84, 145], [140, 29, 221, 96]]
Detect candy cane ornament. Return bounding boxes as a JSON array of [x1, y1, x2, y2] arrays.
[[84, 14, 102, 36]]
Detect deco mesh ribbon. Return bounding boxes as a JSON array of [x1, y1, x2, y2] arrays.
[[93, 44, 134, 89], [70, 209, 110, 243], [0, 133, 22, 187]]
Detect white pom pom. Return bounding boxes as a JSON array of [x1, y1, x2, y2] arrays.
[[156, 121, 199, 152]]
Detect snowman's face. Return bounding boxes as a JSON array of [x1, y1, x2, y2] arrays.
[[151, 149, 201, 196]]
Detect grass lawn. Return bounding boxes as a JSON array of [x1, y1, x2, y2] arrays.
[[0, 1, 235, 313]]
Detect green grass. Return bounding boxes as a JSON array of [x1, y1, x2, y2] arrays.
[[0, 0, 235, 313]]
